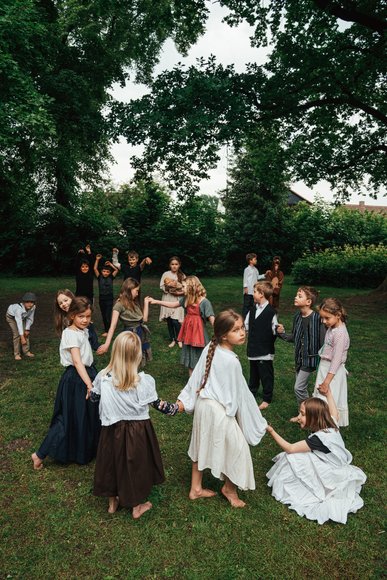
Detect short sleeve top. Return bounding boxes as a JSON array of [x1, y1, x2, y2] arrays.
[[113, 301, 143, 325], [60, 327, 94, 367]]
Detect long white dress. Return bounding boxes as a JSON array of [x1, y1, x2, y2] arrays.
[[178, 345, 267, 490], [158, 270, 185, 323], [266, 428, 366, 524]]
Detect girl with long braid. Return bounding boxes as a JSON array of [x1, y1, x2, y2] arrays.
[[176, 310, 267, 508]]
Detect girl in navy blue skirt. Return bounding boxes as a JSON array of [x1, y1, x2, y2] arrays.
[[31, 297, 101, 468]]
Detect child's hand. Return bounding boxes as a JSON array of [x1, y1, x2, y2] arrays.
[[266, 425, 274, 434], [78, 249, 85, 254], [145, 257, 152, 265], [85, 385, 93, 400], [96, 344, 108, 355], [85, 244, 91, 253], [318, 381, 329, 395], [24, 330, 30, 336], [112, 248, 119, 253], [144, 296, 154, 304], [176, 400, 185, 413], [20, 336, 27, 346], [96, 254, 102, 260], [276, 324, 285, 334]]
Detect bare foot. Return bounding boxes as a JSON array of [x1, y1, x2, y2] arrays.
[[25, 352, 35, 358], [178, 341, 183, 348], [14, 355, 22, 361], [289, 415, 299, 423], [132, 501, 152, 519], [108, 496, 119, 514], [31, 452, 43, 470], [189, 488, 217, 500], [168, 340, 176, 348], [259, 401, 270, 410], [221, 486, 246, 508], [102, 332, 108, 337]]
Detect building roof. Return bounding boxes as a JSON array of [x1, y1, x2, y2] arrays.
[[343, 201, 387, 214]]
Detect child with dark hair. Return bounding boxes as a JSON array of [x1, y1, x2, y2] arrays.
[[264, 256, 284, 310], [266, 386, 366, 524], [313, 298, 350, 427], [94, 255, 119, 336], [54, 289, 99, 350], [159, 256, 186, 348], [6, 292, 37, 360], [176, 310, 267, 508], [75, 244, 95, 302]]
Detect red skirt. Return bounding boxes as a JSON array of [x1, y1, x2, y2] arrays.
[[93, 419, 165, 508], [177, 304, 205, 347]]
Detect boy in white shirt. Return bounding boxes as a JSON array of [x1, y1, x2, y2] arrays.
[[6, 292, 37, 360], [242, 253, 265, 319]]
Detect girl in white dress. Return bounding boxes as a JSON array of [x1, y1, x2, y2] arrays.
[[266, 387, 366, 524], [313, 298, 350, 426], [177, 310, 267, 508], [159, 256, 185, 347]]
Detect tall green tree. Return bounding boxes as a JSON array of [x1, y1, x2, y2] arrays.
[[114, 0, 386, 198]]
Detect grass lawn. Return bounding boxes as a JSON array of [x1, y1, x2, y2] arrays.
[[0, 275, 385, 579]]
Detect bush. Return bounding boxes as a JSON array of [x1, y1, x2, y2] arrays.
[[292, 244, 387, 288]]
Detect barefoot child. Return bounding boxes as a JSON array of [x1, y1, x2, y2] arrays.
[[31, 297, 101, 468], [91, 331, 178, 518], [6, 292, 37, 360], [266, 386, 366, 524], [313, 298, 350, 427], [176, 310, 267, 508]]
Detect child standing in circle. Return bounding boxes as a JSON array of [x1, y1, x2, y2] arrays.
[[149, 276, 214, 375], [75, 245, 95, 302], [176, 310, 267, 508], [54, 289, 99, 350], [266, 387, 366, 524], [91, 331, 178, 518], [159, 256, 185, 348], [6, 292, 37, 360], [97, 278, 152, 365], [264, 256, 284, 311], [31, 297, 101, 468], [93, 255, 119, 336], [313, 298, 350, 427], [112, 248, 152, 282]]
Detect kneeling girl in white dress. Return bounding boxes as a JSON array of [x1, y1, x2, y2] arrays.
[[266, 387, 366, 524], [177, 309, 267, 508]]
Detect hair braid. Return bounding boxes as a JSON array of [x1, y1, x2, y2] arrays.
[[198, 337, 218, 392]]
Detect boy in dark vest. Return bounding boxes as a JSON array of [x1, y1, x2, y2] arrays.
[[245, 281, 278, 410]]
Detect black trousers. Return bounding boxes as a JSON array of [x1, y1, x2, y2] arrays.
[[167, 317, 181, 342], [242, 294, 254, 320], [99, 297, 113, 332], [248, 359, 274, 403]]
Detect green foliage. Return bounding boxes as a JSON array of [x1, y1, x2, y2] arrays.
[[292, 244, 387, 287]]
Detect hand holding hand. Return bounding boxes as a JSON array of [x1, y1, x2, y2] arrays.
[[276, 324, 285, 334], [266, 424, 274, 434], [85, 385, 93, 400], [318, 381, 329, 395], [97, 344, 108, 356]]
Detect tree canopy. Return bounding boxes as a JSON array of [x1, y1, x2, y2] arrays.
[[113, 0, 387, 198]]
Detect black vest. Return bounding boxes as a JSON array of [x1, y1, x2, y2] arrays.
[[247, 304, 276, 357]]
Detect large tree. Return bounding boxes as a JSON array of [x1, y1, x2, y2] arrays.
[[113, 0, 386, 198]]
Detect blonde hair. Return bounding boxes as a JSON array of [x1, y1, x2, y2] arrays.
[[319, 298, 348, 323], [254, 281, 273, 299], [117, 277, 140, 310], [103, 332, 142, 391], [185, 275, 206, 306], [200, 310, 242, 391]]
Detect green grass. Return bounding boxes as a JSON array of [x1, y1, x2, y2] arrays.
[[0, 276, 386, 579]]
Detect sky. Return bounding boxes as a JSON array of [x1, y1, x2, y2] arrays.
[[107, 3, 384, 207]]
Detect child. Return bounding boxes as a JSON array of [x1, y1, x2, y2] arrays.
[[245, 281, 278, 410], [97, 278, 152, 365], [313, 298, 350, 427], [242, 252, 265, 320], [91, 331, 178, 518], [159, 256, 185, 348], [277, 286, 325, 421], [264, 256, 284, 310], [6, 292, 37, 360], [31, 297, 101, 468], [112, 248, 152, 283], [75, 244, 95, 302], [149, 276, 214, 375], [54, 289, 99, 350], [266, 386, 366, 524], [94, 255, 119, 336], [176, 310, 267, 508]]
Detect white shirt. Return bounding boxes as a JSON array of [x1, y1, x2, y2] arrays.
[[243, 265, 265, 295], [60, 327, 94, 367], [244, 301, 278, 361], [178, 344, 267, 446], [6, 303, 36, 335], [92, 371, 158, 426]]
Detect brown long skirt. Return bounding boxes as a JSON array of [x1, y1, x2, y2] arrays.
[[93, 419, 165, 508]]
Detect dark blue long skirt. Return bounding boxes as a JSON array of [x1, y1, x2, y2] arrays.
[[37, 365, 101, 464]]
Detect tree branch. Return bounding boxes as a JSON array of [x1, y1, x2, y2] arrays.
[[313, 0, 387, 34]]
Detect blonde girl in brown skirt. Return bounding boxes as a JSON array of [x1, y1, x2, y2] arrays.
[[91, 331, 178, 518]]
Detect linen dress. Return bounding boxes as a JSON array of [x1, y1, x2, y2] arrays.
[[178, 344, 267, 490], [92, 371, 165, 508], [158, 270, 185, 323], [36, 327, 101, 464], [113, 301, 152, 365], [266, 428, 366, 524], [178, 298, 214, 369]]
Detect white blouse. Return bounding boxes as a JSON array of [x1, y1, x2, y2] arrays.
[[59, 328, 93, 367], [178, 345, 267, 445], [91, 371, 158, 426]]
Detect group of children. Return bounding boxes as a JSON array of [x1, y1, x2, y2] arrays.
[[5, 246, 366, 524]]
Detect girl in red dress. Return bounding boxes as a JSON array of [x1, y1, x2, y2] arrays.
[[149, 276, 215, 375]]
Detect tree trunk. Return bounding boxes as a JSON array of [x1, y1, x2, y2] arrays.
[[372, 276, 387, 293]]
